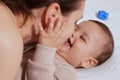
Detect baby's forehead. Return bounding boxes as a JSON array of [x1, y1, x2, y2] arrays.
[[78, 20, 96, 26], [77, 20, 107, 39], [76, 21, 93, 30], [77, 20, 102, 30]]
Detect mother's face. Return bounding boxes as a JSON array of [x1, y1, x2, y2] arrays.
[[38, 1, 85, 45], [60, 1, 85, 43]]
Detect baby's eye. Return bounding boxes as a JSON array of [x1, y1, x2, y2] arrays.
[[80, 36, 86, 43]]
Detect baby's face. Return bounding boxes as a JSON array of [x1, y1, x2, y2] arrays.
[[58, 20, 107, 67]]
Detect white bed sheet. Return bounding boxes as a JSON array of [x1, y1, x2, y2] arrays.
[[76, 0, 120, 80]]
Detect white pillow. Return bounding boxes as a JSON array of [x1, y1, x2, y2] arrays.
[[76, 0, 120, 80], [77, 47, 120, 80]]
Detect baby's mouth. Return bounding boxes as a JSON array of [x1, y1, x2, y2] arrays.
[[64, 38, 73, 49], [59, 36, 74, 52], [67, 38, 72, 47], [59, 38, 72, 52]]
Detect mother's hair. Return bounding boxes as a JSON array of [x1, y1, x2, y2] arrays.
[[1, 0, 84, 26]]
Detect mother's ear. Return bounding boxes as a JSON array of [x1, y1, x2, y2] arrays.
[[44, 2, 62, 25]]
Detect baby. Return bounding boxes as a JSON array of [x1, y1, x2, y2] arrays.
[[26, 19, 114, 80], [57, 20, 114, 68]]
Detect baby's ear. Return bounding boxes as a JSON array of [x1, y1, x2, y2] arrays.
[[81, 57, 98, 68]]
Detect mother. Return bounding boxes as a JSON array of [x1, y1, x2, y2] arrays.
[[0, 0, 85, 80]]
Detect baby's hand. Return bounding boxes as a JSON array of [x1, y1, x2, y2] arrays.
[[38, 18, 64, 48]]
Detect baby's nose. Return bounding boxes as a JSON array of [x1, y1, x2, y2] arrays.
[[73, 31, 81, 38]]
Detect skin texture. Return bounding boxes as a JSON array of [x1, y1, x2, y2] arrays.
[[57, 20, 108, 68]]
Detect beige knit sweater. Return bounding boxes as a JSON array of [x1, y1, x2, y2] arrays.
[[16, 44, 76, 80]]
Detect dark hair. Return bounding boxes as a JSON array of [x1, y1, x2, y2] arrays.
[[1, 0, 84, 26], [90, 20, 114, 66], [25, 0, 82, 15]]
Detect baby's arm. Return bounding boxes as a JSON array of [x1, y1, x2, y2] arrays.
[[26, 18, 64, 80], [26, 44, 57, 80]]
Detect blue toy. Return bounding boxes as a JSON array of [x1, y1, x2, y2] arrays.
[[97, 10, 109, 20]]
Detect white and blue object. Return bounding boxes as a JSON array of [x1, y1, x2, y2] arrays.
[[97, 10, 109, 20]]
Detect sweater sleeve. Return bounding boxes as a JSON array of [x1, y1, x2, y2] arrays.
[[26, 44, 57, 80]]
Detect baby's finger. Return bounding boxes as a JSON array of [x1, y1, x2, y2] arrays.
[[55, 22, 64, 38], [53, 18, 62, 34], [39, 22, 46, 36], [47, 18, 54, 34]]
